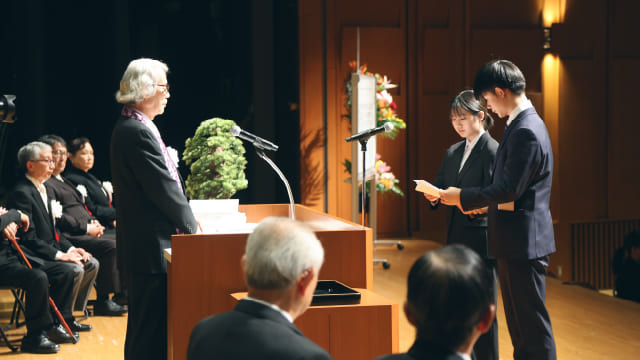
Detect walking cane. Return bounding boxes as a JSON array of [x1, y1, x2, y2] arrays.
[[8, 237, 78, 343]]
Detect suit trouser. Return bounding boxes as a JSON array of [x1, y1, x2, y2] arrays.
[[473, 259, 499, 360], [497, 257, 557, 360], [67, 232, 121, 299], [125, 272, 167, 360], [0, 261, 54, 333], [31, 260, 77, 321], [69, 257, 99, 312]]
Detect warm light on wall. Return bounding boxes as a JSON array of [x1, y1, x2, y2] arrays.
[[543, 0, 566, 28]]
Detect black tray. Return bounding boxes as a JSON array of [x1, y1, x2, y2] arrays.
[[312, 280, 361, 305]]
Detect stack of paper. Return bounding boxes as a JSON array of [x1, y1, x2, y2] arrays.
[[190, 199, 247, 233]]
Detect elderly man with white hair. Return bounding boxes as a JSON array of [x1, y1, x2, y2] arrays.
[[187, 217, 332, 360], [111, 58, 198, 360]]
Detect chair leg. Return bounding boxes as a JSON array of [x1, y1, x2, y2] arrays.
[[8, 289, 26, 329]]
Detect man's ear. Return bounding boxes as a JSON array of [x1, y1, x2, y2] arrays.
[[240, 255, 246, 273], [494, 87, 506, 98], [297, 268, 314, 295], [403, 301, 416, 327], [476, 304, 496, 334]]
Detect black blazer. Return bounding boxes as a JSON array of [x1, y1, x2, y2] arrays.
[[45, 176, 94, 236], [110, 114, 197, 274], [374, 338, 464, 360], [8, 176, 74, 261], [0, 210, 22, 264], [461, 107, 555, 259], [64, 166, 116, 226], [431, 132, 498, 258], [187, 299, 332, 360]]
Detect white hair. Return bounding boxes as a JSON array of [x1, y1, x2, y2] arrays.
[[245, 217, 324, 290], [17, 141, 51, 170], [115, 58, 168, 104]]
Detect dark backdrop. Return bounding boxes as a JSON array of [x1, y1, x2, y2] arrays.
[[0, 0, 300, 204]]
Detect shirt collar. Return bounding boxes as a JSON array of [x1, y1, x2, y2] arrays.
[[243, 296, 293, 323], [465, 129, 485, 150], [456, 352, 472, 360], [26, 174, 45, 192], [506, 97, 532, 126]]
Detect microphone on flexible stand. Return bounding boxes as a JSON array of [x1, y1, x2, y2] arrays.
[[230, 126, 278, 151], [345, 122, 394, 142]]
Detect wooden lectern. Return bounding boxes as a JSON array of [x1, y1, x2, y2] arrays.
[[166, 204, 374, 360]]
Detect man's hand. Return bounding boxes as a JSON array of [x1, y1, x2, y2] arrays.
[[0, 207, 7, 215], [2, 223, 18, 241], [59, 252, 84, 266], [69, 247, 92, 262], [18, 212, 30, 231], [87, 222, 105, 238], [423, 193, 439, 203], [439, 187, 462, 207]]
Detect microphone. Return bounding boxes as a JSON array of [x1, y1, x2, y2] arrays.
[[230, 125, 279, 152], [345, 122, 394, 142]]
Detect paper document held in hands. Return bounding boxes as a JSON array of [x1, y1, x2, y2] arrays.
[[413, 180, 442, 198]]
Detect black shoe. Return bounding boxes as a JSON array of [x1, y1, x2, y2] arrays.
[[94, 299, 128, 316], [69, 320, 92, 332], [21, 333, 60, 354], [112, 293, 128, 306], [46, 324, 78, 344]]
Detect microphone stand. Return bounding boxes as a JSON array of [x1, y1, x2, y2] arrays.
[[357, 137, 370, 227], [254, 147, 295, 220]]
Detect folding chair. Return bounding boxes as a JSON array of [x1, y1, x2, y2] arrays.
[[0, 287, 27, 352]]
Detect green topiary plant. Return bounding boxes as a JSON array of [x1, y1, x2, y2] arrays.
[[183, 118, 248, 199]]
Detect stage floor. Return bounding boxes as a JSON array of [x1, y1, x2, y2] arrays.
[[1, 239, 639, 359]]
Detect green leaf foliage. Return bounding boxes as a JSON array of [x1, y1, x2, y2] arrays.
[[183, 118, 248, 199]]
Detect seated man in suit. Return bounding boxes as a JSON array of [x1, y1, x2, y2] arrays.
[[40, 134, 127, 316], [187, 217, 332, 360], [8, 141, 97, 333], [375, 244, 495, 360], [0, 207, 75, 353]]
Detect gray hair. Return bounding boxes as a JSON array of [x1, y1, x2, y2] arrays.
[[245, 217, 324, 290], [17, 141, 51, 171], [115, 58, 168, 104]]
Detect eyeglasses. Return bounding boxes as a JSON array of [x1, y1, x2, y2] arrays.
[[34, 158, 55, 165], [156, 83, 170, 93], [53, 150, 68, 157]]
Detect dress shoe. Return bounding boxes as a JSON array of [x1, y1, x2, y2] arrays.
[[46, 324, 78, 344], [112, 293, 128, 306], [94, 298, 128, 316], [70, 320, 92, 332], [20, 333, 60, 354]]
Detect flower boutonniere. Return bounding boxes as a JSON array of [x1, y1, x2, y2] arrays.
[[50, 200, 63, 220], [167, 146, 179, 168], [76, 184, 88, 201]]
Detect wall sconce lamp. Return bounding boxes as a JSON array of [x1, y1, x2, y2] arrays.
[[543, 27, 552, 51]]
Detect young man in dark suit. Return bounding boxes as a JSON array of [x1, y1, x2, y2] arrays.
[[440, 59, 557, 360], [8, 141, 97, 336], [187, 217, 332, 360], [375, 245, 496, 360], [111, 58, 199, 360]]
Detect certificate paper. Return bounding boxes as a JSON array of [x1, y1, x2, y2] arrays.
[[413, 180, 442, 198]]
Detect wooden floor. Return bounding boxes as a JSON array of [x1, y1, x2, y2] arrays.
[[1, 239, 639, 359]]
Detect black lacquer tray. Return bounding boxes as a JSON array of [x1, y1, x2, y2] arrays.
[[312, 280, 361, 305]]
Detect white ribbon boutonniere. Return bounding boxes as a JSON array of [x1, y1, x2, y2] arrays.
[[50, 200, 63, 221], [76, 184, 88, 201], [102, 181, 114, 203], [167, 146, 179, 169]]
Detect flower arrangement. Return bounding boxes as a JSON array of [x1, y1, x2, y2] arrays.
[[343, 154, 404, 197], [343, 61, 406, 139]]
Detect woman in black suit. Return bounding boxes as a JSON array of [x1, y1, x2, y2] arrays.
[[425, 90, 499, 360], [64, 138, 116, 229]]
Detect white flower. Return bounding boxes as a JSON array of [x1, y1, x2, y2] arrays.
[[76, 184, 88, 199], [167, 146, 180, 168], [102, 181, 113, 196], [50, 200, 63, 219]]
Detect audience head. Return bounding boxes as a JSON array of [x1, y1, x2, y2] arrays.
[[405, 244, 495, 353], [116, 58, 169, 105], [473, 59, 526, 98], [449, 90, 493, 138], [17, 141, 54, 182], [39, 134, 68, 176], [243, 217, 324, 318], [623, 230, 640, 263], [68, 137, 94, 173]]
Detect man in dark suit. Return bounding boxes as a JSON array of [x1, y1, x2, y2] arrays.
[[7, 141, 97, 336], [375, 245, 496, 360], [40, 134, 127, 316], [0, 207, 70, 353], [187, 217, 331, 360], [111, 58, 198, 360], [440, 60, 557, 360]]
